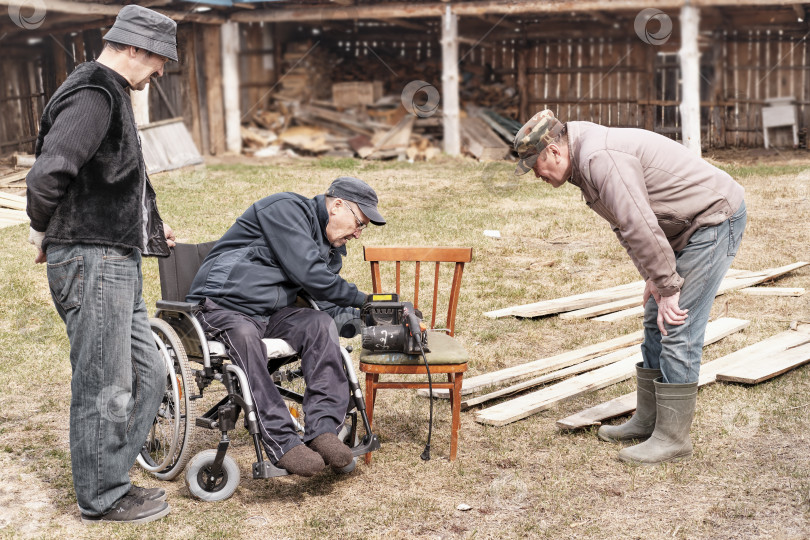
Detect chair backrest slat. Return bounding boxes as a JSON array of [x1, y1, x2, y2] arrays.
[[364, 246, 473, 337], [413, 261, 421, 309]]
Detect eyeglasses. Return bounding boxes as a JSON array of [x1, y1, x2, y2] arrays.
[[345, 204, 368, 231]]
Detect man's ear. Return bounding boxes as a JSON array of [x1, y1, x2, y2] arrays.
[[546, 144, 560, 162]]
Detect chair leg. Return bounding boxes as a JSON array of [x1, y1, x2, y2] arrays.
[[364, 373, 377, 465], [450, 373, 462, 461]]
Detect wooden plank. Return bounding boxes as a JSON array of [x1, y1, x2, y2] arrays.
[[0, 191, 26, 210], [460, 117, 510, 160], [0, 208, 28, 221], [557, 325, 810, 430], [419, 328, 644, 399], [475, 317, 749, 426], [559, 296, 642, 320], [483, 279, 645, 319], [716, 343, 810, 385], [740, 287, 805, 297], [592, 262, 810, 322], [461, 344, 641, 409]]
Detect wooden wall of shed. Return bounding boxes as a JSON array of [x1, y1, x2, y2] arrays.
[[0, 23, 227, 158]]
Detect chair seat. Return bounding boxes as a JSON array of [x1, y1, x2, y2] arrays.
[[359, 331, 468, 366], [207, 339, 297, 360]]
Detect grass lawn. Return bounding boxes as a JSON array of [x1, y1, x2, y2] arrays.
[[1, 151, 809, 539]]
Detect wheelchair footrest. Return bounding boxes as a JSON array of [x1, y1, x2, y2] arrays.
[[196, 417, 219, 430], [253, 461, 290, 479], [351, 434, 381, 457]]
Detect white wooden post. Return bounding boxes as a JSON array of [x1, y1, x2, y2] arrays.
[[130, 85, 149, 127], [679, 4, 701, 155], [221, 21, 242, 154], [441, 6, 460, 156]]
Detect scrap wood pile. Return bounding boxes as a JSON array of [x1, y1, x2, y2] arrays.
[[425, 262, 808, 427], [240, 40, 521, 162]]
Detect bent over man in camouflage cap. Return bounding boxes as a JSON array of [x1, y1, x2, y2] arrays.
[[513, 111, 746, 465]]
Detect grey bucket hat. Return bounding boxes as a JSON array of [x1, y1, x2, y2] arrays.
[[103, 5, 178, 62], [327, 177, 386, 226]]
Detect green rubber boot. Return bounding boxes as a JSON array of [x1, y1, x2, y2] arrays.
[[618, 378, 698, 465], [597, 362, 661, 443]]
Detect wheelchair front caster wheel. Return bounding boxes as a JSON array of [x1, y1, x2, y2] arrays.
[[336, 456, 357, 474], [185, 450, 240, 502]]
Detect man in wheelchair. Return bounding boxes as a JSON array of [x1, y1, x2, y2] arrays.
[[186, 177, 384, 477]]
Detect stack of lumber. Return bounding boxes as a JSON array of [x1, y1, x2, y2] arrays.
[[460, 117, 510, 161], [0, 191, 28, 229], [274, 42, 335, 103], [0, 165, 29, 196], [473, 317, 750, 426], [557, 323, 810, 430], [485, 262, 808, 320]]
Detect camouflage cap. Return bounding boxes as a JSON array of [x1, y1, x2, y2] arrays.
[[513, 110, 564, 176]]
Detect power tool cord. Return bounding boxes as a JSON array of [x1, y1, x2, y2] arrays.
[[407, 309, 433, 461]]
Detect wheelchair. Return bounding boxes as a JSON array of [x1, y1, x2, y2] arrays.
[[137, 242, 380, 501]]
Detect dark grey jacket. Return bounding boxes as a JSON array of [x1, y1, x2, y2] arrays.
[[27, 62, 168, 256], [187, 193, 365, 322]]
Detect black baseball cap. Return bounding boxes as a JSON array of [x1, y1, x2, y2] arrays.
[[103, 5, 178, 62], [327, 177, 386, 226]]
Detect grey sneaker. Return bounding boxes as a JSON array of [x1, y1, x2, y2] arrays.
[[128, 484, 167, 502], [81, 495, 170, 524]]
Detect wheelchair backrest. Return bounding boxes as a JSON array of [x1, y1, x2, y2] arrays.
[[158, 241, 217, 302]]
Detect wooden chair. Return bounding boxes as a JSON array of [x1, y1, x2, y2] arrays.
[[359, 246, 473, 462]]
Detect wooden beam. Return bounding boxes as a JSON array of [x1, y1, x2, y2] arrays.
[[0, 0, 225, 24], [680, 4, 702, 155], [475, 317, 749, 426], [221, 21, 242, 155], [557, 325, 810, 430], [130, 86, 150, 126], [441, 6, 460, 156], [230, 1, 797, 23], [203, 24, 225, 155], [375, 18, 428, 31]]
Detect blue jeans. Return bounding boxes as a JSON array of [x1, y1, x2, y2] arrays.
[[641, 202, 747, 384], [46, 244, 165, 516]]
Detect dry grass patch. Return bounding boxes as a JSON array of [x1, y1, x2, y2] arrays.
[[1, 151, 809, 539]]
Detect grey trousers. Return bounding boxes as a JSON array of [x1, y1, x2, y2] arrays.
[[195, 298, 349, 462]]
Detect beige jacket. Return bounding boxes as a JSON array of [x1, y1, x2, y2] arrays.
[[566, 121, 744, 297]]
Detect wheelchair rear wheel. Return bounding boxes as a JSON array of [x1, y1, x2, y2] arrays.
[[272, 358, 307, 433], [137, 318, 196, 480]]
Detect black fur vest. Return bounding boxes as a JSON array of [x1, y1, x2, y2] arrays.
[[35, 62, 169, 257]]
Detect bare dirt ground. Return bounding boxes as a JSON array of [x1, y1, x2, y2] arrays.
[[1, 152, 809, 539]]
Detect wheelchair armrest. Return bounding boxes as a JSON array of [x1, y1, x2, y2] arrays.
[[156, 300, 199, 314]]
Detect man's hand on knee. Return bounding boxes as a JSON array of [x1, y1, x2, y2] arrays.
[[656, 291, 688, 335]]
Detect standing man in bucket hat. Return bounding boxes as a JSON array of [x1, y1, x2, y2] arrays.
[[187, 177, 385, 478], [514, 111, 746, 465], [26, 5, 178, 524]]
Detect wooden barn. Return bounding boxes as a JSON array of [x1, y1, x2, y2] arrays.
[[1, 0, 809, 163]]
